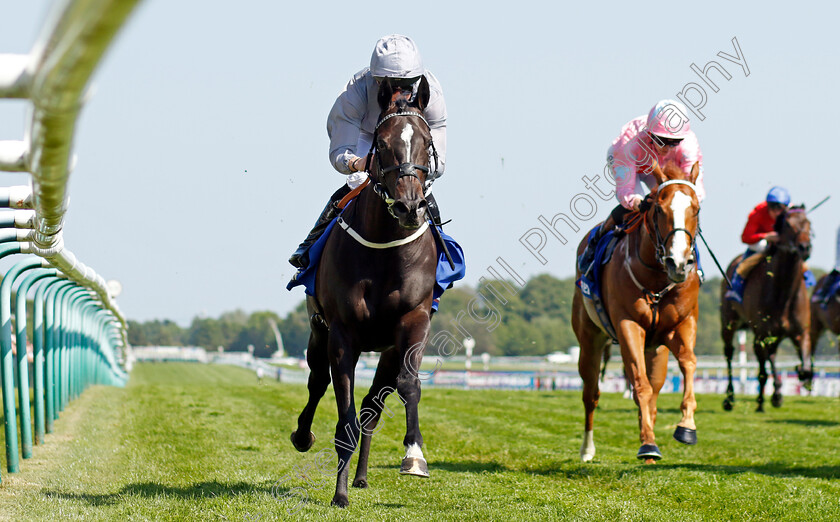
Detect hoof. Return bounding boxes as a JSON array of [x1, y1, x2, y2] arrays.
[[771, 393, 783, 408], [290, 430, 315, 452], [352, 478, 368, 488], [673, 426, 697, 445], [637, 444, 662, 461], [330, 494, 349, 508], [580, 453, 595, 463], [399, 457, 430, 477], [722, 397, 734, 411], [756, 404, 765, 413]]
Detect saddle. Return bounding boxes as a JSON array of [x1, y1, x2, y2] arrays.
[[576, 226, 626, 344]]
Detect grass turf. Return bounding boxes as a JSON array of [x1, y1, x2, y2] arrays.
[[0, 362, 838, 520]]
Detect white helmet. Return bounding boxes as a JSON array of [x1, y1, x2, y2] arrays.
[[370, 34, 424, 79]]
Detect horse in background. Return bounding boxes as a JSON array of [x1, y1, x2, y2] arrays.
[[290, 77, 438, 507], [573, 161, 702, 463], [720, 206, 813, 412], [810, 274, 840, 362]]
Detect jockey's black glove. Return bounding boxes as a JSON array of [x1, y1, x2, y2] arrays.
[[639, 194, 654, 213]]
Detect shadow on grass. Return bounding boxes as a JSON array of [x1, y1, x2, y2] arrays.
[[653, 462, 840, 480], [765, 419, 840, 427], [42, 480, 276, 507]]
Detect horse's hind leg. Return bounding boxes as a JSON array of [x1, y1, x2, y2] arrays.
[[579, 337, 607, 462], [721, 323, 737, 411], [353, 350, 400, 489], [291, 329, 331, 452]]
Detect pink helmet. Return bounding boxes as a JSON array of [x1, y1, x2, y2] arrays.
[[646, 99, 691, 139]]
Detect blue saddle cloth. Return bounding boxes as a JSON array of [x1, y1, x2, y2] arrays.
[[576, 228, 619, 304], [287, 218, 465, 312]]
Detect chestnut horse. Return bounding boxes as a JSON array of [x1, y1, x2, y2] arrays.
[[290, 78, 438, 507], [810, 274, 840, 366], [720, 207, 813, 412], [573, 162, 702, 463]]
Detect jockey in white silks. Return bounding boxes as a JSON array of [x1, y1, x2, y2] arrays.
[[289, 34, 447, 269]]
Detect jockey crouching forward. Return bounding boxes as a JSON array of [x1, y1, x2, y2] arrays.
[[812, 225, 840, 306], [725, 187, 816, 303], [289, 34, 447, 270], [578, 99, 706, 274]]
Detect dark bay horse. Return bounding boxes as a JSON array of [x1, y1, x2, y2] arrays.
[[810, 274, 840, 365], [573, 162, 702, 463], [290, 78, 438, 507], [720, 207, 813, 412]]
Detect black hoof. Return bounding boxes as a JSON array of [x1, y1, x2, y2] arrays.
[[352, 478, 368, 488], [399, 457, 430, 477], [756, 404, 765, 413], [722, 398, 734, 411], [290, 430, 315, 452], [331, 495, 349, 508], [673, 426, 697, 445], [637, 444, 662, 461], [771, 394, 783, 408]]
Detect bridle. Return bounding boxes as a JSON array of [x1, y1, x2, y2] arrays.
[[365, 108, 439, 220], [644, 179, 699, 267]]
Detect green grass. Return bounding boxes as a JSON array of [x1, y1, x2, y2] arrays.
[[0, 362, 839, 520]]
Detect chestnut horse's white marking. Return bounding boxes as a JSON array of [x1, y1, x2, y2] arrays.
[[669, 191, 692, 265]]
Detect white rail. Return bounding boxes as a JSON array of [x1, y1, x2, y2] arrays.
[[0, 0, 143, 348]]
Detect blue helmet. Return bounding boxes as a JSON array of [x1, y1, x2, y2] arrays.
[[766, 186, 790, 206]]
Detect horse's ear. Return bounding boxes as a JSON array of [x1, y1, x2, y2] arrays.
[[377, 78, 394, 112], [687, 161, 700, 184], [415, 75, 430, 111], [650, 160, 667, 185]]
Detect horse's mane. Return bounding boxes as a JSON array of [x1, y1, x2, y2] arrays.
[[662, 162, 688, 181]]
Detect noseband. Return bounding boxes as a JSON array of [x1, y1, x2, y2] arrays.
[[367, 110, 439, 219], [645, 179, 699, 266]]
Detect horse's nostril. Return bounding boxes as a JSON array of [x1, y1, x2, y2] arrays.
[[392, 202, 409, 215]]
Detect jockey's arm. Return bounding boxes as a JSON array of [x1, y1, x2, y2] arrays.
[[327, 73, 370, 175]]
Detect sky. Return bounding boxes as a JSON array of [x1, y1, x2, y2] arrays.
[[1, 1, 838, 326]]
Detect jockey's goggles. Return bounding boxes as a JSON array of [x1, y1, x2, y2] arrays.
[[651, 134, 683, 148], [373, 75, 421, 88]]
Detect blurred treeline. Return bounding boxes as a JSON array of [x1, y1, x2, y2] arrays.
[[127, 274, 836, 358]]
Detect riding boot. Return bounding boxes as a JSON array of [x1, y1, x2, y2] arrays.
[[578, 204, 626, 273], [724, 273, 746, 303], [426, 192, 443, 226], [289, 184, 353, 269]]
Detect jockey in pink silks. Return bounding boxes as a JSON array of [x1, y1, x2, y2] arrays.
[[578, 99, 706, 273]]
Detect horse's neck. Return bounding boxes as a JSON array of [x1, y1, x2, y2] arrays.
[[628, 217, 667, 282], [764, 249, 803, 304]]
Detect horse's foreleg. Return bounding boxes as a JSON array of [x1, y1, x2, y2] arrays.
[[645, 345, 670, 433], [396, 310, 431, 477], [767, 343, 784, 408], [328, 326, 359, 508], [352, 350, 400, 489], [669, 319, 698, 445], [292, 331, 330, 452], [721, 324, 736, 411], [754, 341, 769, 413], [617, 320, 659, 461]]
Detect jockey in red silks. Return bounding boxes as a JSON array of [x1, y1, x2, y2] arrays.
[[288, 34, 448, 270], [578, 99, 706, 273], [724, 186, 816, 303]]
